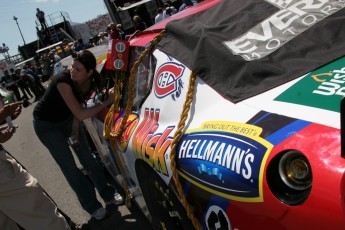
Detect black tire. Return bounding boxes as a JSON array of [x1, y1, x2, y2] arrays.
[[135, 160, 194, 230]]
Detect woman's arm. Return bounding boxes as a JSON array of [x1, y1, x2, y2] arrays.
[[57, 82, 114, 121], [71, 116, 80, 137]]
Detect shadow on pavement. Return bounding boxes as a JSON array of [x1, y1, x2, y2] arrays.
[[80, 203, 152, 230]]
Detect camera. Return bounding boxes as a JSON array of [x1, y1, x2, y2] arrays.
[[22, 99, 30, 108]]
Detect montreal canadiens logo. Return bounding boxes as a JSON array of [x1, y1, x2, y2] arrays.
[[154, 62, 185, 100]]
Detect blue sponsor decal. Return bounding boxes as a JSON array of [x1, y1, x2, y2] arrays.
[[176, 121, 272, 202]]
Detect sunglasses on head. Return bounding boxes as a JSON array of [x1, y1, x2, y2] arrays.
[[71, 52, 86, 64], [71, 52, 96, 71], [71, 52, 87, 67], [71, 52, 79, 59]]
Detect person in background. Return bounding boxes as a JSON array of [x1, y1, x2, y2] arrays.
[[40, 54, 51, 82], [107, 23, 124, 40], [179, 0, 198, 12], [105, 25, 113, 40], [73, 40, 85, 52], [48, 51, 62, 63], [116, 24, 126, 40], [0, 101, 75, 230], [19, 66, 46, 102], [133, 15, 147, 32], [154, 8, 164, 24], [163, 2, 177, 19], [36, 8, 48, 30], [41, 52, 60, 79], [13, 68, 33, 100], [24, 66, 46, 97], [97, 32, 108, 46], [32, 49, 124, 221], [1, 69, 21, 101]]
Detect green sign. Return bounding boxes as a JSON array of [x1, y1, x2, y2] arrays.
[[275, 56, 345, 113]]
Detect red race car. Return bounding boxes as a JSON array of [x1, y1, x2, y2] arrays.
[[82, 0, 345, 229]]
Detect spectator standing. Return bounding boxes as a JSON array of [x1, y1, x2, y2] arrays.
[[49, 51, 61, 75], [97, 32, 108, 46], [49, 51, 62, 63], [107, 23, 126, 40], [40, 52, 61, 81], [73, 40, 85, 52], [107, 23, 117, 40], [106, 25, 113, 40], [163, 2, 177, 19], [1, 69, 21, 101], [36, 8, 48, 30], [24, 66, 45, 96], [179, 0, 198, 12], [13, 68, 33, 100], [40, 54, 52, 81], [133, 15, 147, 32], [20, 67, 46, 101], [0, 101, 74, 230], [154, 8, 164, 24], [116, 24, 126, 40], [32, 50, 124, 221]]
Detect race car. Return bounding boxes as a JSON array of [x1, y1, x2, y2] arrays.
[[79, 0, 345, 229]]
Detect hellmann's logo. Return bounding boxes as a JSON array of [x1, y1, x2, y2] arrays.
[[224, 0, 345, 61], [176, 121, 273, 202]]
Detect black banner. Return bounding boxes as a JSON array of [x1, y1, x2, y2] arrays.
[[157, 0, 345, 102]]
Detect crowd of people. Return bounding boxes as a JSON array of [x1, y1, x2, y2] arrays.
[[1, 65, 46, 103], [154, 0, 198, 24], [155, 2, 178, 24], [85, 14, 113, 39]]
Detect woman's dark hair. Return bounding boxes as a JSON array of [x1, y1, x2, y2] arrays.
[[72, 49, 101, 90]]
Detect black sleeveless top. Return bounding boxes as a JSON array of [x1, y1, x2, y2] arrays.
[[33, 70, 83, 122]]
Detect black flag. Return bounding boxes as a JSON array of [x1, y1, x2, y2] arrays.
[[157, 0, 345, 102]]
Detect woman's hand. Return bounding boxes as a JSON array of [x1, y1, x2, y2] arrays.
[[104, 87, 115, 106]]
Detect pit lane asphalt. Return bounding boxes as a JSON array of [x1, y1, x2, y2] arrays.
[[3, 98, 152, 230]]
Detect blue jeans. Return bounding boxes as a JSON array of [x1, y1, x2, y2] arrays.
[[33, 115, 115, 214]]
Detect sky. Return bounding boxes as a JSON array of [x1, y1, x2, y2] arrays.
[[0, 0, 108, 57]]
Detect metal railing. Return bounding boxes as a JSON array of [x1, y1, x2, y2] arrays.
[[35, 11, 71, 30]]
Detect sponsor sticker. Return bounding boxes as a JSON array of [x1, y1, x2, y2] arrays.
[[132, 108, 175, 176], [177, 121, 272, 202], [225, 0, 345, 61], [205, 205, 232, 230], [275, 56, 345, 112], [113, 112, 139, 152], [154, 62, 185, 100]]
